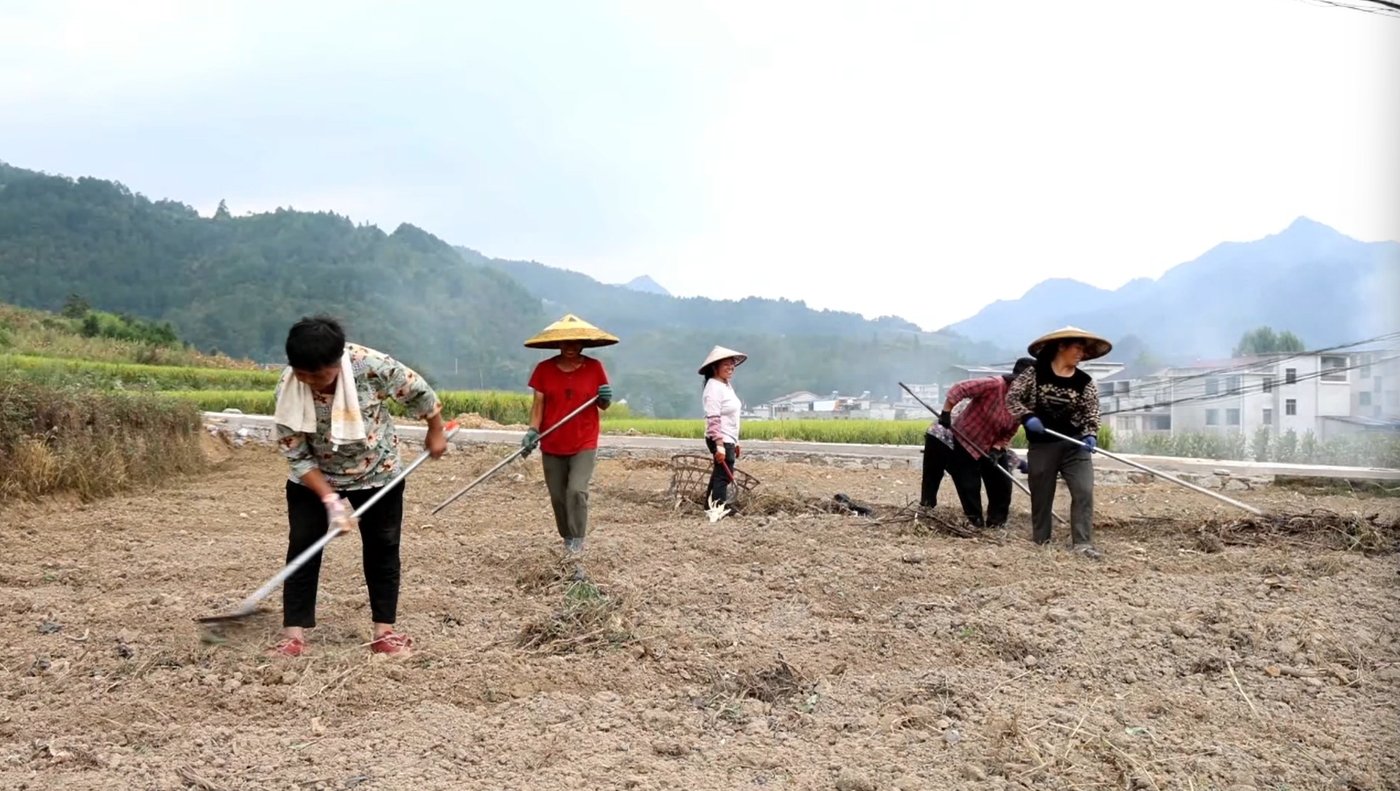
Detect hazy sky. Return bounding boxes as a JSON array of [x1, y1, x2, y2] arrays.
[[2, 0, 1396, 330]]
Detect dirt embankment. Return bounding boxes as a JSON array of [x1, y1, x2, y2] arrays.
[[2, 445, 1397, 791]]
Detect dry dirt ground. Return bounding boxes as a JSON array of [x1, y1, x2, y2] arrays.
[[1, 442, 1398, 791]]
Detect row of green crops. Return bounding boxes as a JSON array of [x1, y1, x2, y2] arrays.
[[598, 419, 933, 445], [168, 389, 538, 425], [176, 391, 1115, 447], [1, 354, 280, 391], [600, 420, 1114, 447]]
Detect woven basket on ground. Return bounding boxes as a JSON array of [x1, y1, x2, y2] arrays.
[[668, 453, 761, 508]]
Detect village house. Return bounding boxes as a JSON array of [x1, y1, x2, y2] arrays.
[[1100, 348, 1400, 442], [749, 389, 926, 421]]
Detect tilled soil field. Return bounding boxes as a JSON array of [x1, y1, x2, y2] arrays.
[[1, 442, 1398, 791]]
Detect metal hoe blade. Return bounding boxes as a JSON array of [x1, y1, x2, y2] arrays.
[[196, 421, 460, 625]]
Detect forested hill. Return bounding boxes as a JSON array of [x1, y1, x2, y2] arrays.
[[0, 163, 547, 388], [0, 161, 1006, 415], [463, 248, 925, 340]]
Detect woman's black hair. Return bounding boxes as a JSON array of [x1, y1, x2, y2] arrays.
[[286, 315, 346, 371], [1010, 356, 1036, 379], [1034, 340, 1061, 366]]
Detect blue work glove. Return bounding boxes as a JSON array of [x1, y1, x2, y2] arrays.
[[1017, 458, 1029, 474], [596, 384, 612, 407], [521, 427, 540, 457], [1082, 435, 1097, 453], [1023, 416, 1045, 435]]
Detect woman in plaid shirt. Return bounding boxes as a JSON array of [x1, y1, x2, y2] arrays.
[[921, 357, 1034, 528]]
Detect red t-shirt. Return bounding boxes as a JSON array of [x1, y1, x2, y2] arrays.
[[527, 356, 609, 456]]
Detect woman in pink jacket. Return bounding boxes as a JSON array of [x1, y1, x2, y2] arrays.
[[698, 345, 746, 509]]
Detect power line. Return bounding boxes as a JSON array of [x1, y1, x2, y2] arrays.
[[1150, 331, 1400, 389], [1290, 0, 1400, 17], [1100, 352, 1400, 418], [1103, 352, 1399, 417], [980, 330, 1400, 388]]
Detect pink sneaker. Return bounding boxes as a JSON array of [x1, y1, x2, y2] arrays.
[[369, 631, 413, 657], [265, 636, 306, 658]]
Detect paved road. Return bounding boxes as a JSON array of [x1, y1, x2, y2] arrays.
[[205, 412, 1400, 482]]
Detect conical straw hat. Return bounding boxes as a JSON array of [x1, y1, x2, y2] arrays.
[[698, 345, 747, 375], [523, 314, 619, 349], [1027, 326, 1112, 360]]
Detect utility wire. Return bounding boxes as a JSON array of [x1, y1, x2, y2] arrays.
[[1290, 0, 1400, 18], [1140, 331, 1400, 389], [1099, 352, 1400, 418], [982, 330, 1400, 391]]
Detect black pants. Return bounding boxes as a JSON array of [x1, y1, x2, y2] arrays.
[[283, 480, 404, 629], [921, 436, 1014, 527], [705, 438, 737, 505], [1027, 439, 1094, 546]]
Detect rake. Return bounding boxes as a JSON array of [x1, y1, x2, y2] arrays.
[[196, 420, 460, 627], [430, 395, 599, 515]]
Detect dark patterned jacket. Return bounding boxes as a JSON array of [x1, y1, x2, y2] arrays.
[[1004, 360, 1100, 446]]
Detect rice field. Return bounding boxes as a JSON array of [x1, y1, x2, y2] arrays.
[[601, 418, 934, 445], [0, 354, 280, 390], [2, 350, 1110, 448], [166, 389, 536, 425]]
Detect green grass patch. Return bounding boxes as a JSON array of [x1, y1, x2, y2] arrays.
[[0, 302, 259, 369], [1, 354, 280, 390]]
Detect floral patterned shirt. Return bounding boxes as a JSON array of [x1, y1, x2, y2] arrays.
[[275, 343, 441, 491]]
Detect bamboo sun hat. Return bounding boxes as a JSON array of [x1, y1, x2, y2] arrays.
[[698, 345, 747, 376], [1027, 326, 1112, 361], [523, 314, 620, 350]]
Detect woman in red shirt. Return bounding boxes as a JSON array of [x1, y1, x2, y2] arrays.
[[520, 315, 617, 555]]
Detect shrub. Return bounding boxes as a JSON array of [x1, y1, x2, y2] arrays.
[[1116, 429, 1400, 468], [0, 377, 206, 501], [77, 309, 180, 347], [1251, 426, 1271, 462]]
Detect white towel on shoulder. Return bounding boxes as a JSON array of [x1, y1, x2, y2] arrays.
[[273, 349, 367, 447]]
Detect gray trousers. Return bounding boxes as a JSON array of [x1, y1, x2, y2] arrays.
[[541, 449, 597, 540], [1027, 439, 1094, 546]]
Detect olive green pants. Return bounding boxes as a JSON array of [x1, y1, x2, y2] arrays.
[[541, 450, 597, 540]]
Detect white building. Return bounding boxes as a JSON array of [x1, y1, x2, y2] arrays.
[[1106, 352, 1364, 441], [1345, 344, 1400, 420], [897, 383, 941, 410], [751, 389, 921, 421], [1098, 365, 1172, 436]]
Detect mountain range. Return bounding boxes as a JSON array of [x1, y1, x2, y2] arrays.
[[3, 157, 1392, 415], [943, 217, 1400, 360], [0, 160, 1001, 417], [622, 275, 670, 296]]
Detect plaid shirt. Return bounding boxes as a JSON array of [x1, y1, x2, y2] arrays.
[[931, 376, 1019, 460]]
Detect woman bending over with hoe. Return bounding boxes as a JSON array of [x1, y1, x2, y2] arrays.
[[520, 315, 617, 556], [1005, 326, 1110, 559], [269, 315, 447, 658]]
